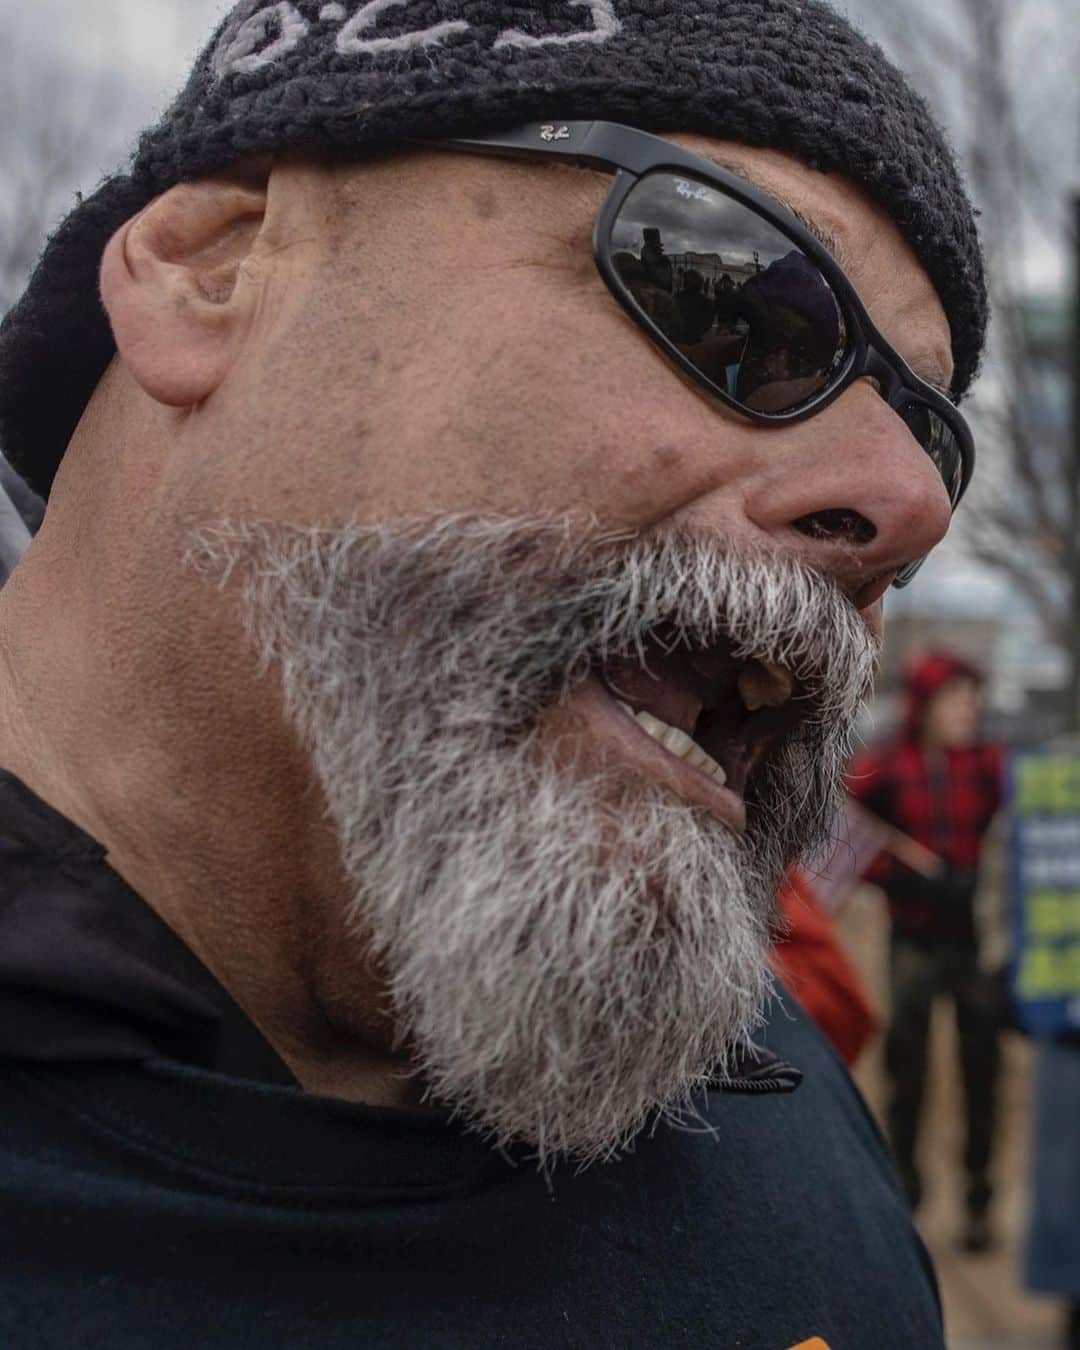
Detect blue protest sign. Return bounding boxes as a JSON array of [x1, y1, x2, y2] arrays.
[[1008, 752, 1080, 1035]]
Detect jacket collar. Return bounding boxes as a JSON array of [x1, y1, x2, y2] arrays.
[[0, 770, 800, 1097]]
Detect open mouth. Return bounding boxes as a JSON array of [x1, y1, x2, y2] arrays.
[[594, 623, 813, 816]]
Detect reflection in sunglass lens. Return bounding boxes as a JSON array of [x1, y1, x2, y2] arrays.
[[609, 171, 850, 415], [896, 398, 964, 502]]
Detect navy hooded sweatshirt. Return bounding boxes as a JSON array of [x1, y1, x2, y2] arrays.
[[0, 771, 944, 1349]]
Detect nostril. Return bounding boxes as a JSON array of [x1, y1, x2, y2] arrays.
[[792, 508, 878, 546]]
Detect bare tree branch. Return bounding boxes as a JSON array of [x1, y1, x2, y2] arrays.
[[849, 0, 1076, 666]]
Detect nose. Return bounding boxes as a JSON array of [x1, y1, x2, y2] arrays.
[[741, 379, 954, 603]]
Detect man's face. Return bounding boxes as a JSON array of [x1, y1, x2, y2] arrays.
[[171, 133, 954, 582], [145, 131, 954, 1161]]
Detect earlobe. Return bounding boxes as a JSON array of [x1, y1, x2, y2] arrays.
[[99, 173, 269, 409]]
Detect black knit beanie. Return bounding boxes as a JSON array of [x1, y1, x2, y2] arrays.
[[0, 0, 987, 499]]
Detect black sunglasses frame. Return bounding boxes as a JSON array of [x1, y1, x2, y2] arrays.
[[415, 120, 975, 588]]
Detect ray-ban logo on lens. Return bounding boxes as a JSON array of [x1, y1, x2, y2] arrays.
[[540, 124, 572, 142], [674, 178, 712, 203]]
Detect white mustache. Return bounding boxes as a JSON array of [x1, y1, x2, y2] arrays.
[[189, 514, 877, 725]]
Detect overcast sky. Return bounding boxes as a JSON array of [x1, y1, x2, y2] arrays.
[[13, 0, 228, 90]]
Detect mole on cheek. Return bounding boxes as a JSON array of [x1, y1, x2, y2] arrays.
[[653, 444, 686, 476], [470, 187, 499, 221]]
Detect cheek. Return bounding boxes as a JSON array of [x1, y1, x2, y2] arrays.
[[208, 264, 758, 530], [362, 284, 756, 526]]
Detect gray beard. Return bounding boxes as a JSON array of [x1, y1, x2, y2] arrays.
[[188, 515, 877, 1166]]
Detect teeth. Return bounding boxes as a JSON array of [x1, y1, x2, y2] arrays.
[[636, 708, 696, 757], [615, 701, 727, 785], [737, 659, 795, 712]]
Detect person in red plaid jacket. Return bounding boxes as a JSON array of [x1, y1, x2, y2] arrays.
[[847, 652, 1004, 1253]]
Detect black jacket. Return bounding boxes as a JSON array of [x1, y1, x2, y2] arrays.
[[0, 772, 944, 1349]]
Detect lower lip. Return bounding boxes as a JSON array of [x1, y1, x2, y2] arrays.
[[571, 676, 748, 834]]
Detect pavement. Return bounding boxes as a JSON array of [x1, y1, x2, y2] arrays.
[[835, 890, 1068, 1350]]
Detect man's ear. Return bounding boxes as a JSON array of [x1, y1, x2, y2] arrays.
[[99, 166, 271, 408]]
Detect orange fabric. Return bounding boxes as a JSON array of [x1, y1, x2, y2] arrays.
[[771, 870, 878, 1065]]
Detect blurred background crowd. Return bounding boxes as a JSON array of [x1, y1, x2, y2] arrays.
[[1, 2, 1078, 1347]]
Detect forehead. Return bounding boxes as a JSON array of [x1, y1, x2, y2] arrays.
[[936, 675, 981, 696]]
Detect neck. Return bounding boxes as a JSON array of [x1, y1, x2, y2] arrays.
[[0, 544, 421, 1110]]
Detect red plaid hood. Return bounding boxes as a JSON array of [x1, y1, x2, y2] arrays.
[[900, 651, 983, 744]]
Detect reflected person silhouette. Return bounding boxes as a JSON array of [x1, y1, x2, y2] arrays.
[[673, 268, 715, 344], [620, 235, 680, 340], [733, 251, 844, 412]]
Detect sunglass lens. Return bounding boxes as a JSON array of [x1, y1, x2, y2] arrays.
[[609, 171, 850, 415], [895, 398, 964, 503]]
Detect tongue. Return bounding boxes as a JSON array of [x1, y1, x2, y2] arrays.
[[599, 639, 703, 734]]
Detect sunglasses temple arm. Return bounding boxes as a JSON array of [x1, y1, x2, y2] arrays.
[[409, 121, 616, 171]]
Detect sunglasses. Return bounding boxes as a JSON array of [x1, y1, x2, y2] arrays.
[[417, 120, 975, 588]]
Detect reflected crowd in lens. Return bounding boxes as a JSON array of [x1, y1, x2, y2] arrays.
[[610, 171, 848, 414]]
